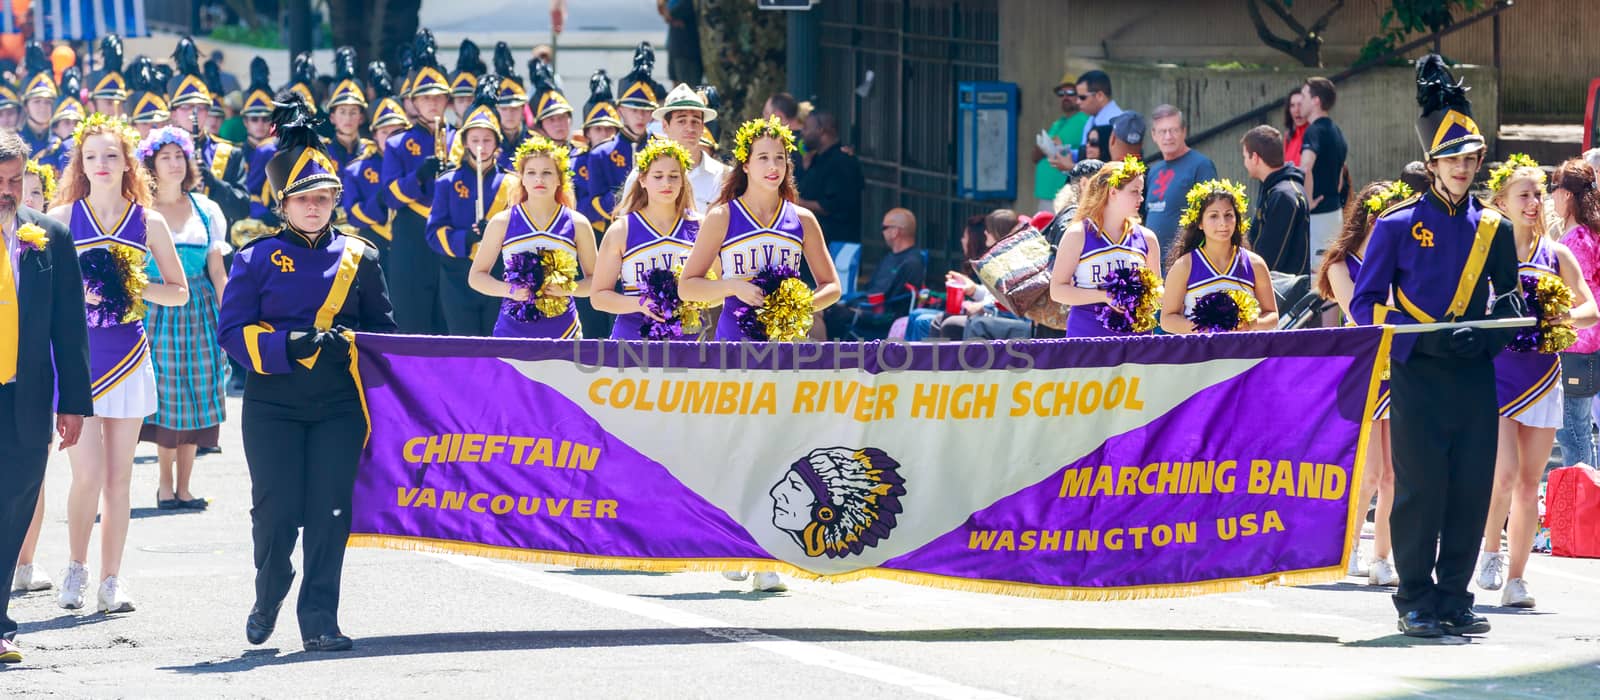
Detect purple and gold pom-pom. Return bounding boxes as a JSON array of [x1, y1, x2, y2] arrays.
[[502, 248, 580, 322], [1096, 266, 1162, 334], [80, 245, 149, 328], [1188, 288, 1261, 333], [735, 264, 814, 341], [1510, 273, 1577, 353], [639, 267, 685, 339]]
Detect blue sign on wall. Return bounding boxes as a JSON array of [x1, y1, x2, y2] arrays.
[[957, 81, 1018, 201]]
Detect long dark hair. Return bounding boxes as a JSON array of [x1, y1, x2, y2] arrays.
[[1315, 180, 1392, 300], [960, 214, 988, 271], [1166, 189, 1248, 268], [714, 136, 799, 207], [1554, 158, 1600, 237]]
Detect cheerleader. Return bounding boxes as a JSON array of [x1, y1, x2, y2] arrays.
[[680, 117, 841, 592], [1049, 157, 1162, 338], [1158, 180, 1277, 334], [588, 139, 700, 340], [216, 99, 395, 652], [1316, 180, 1413, 587], [9, 159, 60, 595], [46, 114, 189, 613], [432, 79, 518, 336], [468, 135, 597, 338], [1475, 157, 1598, 608], [136, 127, 231, 511]]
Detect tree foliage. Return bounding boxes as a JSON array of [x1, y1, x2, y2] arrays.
[[1244, 0, 1346, 68], [1359, 0, 1487, 65]]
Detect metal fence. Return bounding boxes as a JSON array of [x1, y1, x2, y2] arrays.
[[817, 0, 1003, 280]]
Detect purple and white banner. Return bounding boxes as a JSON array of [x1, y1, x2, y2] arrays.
[[348, 329, 1389, 600]]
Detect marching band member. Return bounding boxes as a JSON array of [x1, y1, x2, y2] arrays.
[[468, 135, 596, 339], [39, 69, 83, 175], [245, 54, 319, 229], [343, 62, 410, 258], [1349, 56, 1525, 638], [19, 43, 57, 158], [427, 79, 516, 336], [47, 114, 188, 614], [124, 56, 171, 138], [493, 43, 531, 170], [1317, 180, 1415, 588], [586, 43, 665, 234], [324, 48, 370, 171], [589, 139, 700, 340], [576, 70, 622, 234], [449, 39, 486, 126], [1475, 156, 1598, 609], [680, 116, 840, 592], [382, 29, 455, 334], [86, 35, 128, 117], [217, 99, 395, 652], [1159, 179, 1277, 334], [0, 74, 21, 131], [1049, 157, 1163, 338], [168, 38, 250, 227]]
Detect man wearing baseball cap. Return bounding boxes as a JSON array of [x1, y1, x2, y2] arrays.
[[1033, 73, 1088, 214]]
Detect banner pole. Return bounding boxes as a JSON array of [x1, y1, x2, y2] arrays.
[[1387, 317, 1536, 334]]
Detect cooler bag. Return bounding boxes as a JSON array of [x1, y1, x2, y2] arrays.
[[1545, 465, 1600, 558]]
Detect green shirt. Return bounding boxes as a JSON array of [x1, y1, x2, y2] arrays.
[[1033, 112, 1088, 200]]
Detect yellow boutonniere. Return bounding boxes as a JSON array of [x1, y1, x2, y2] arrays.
[[17, 223, 47, 252]]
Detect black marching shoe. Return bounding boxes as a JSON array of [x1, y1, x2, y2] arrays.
[[1439, 608, 1491, 636], [303, 633, 354, 652], [1397, 610, 1443, 638], [245, 604, 280, 645]]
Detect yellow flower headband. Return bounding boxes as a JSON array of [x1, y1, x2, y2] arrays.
[[25, 160, 57, 203], [1487, 153, 1544, 195], [71, 111, 140, 156], [732, 115, 797, 164], [635, 138, 692, 173], [1178, 179, 1250, 232], [1106, 155, 1146, 189], [1364, 181, 1416, 215], [513, 135, 573, 180]]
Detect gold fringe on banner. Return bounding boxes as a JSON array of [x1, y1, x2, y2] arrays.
[[348, 534, 1347, 602]]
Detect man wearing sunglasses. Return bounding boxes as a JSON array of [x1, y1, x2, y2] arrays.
[[1032, 73, 1089, 213]]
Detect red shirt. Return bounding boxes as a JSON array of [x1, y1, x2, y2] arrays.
[[1284, 124, 1307, 166]]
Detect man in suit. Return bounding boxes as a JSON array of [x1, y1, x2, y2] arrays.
[[0, 129, 92, 664]]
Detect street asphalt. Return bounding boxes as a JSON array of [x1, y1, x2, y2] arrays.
[[3, 396, 1600, 699]]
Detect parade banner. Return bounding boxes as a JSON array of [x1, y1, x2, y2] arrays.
[[348, 328, 1390, 600]]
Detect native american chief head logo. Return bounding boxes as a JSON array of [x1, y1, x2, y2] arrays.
[[769, 447, 906, 558]]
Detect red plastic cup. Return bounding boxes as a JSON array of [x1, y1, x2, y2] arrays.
[[867, 291, 885, 313], [945, 281, 966, 315]]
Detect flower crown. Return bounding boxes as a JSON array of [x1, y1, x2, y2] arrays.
[[635, 138, 692, 173], [1488, 153, 1544, 195], [1178, 179, 1250, 231], [24, 160, 57, 203], [135, 126, 195, 162], [1106, 155, 1146, 189], [1363, 181, 1416, 215], [732, 116, 797, 164], [513, 135, 573, 181], [71, 112, 140, 155]]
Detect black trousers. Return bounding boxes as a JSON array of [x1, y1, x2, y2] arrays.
[[387, 209, 444, 335], [1387, 352, 1498, 615], [242, 396, 365, 639], [438, 260, 499, 337], [0, 385, 49, 641]]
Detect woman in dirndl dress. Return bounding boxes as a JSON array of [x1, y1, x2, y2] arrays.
[[469, 134, 597, 339], [1476, 158, 1598, 608], [1317, 180, 1414, 587], [136, 126, 229, 511], [47, 114, 189, 613]]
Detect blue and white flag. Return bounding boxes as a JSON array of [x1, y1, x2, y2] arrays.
[[1, 1, 148, 40]]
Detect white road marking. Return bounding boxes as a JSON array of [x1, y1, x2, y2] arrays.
[[431, 554, 1019, 700]]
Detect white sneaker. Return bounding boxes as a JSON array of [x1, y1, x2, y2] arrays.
[[751, 571, 787, 592], [1474, 550, 1507, 591], [96, 576, 135, 614], [721, 570, 749, 582], [1501, 578, 1536, 608], [1368, 558, 1399, 587], [57, 562, 89, 610], [11, 564, 53, 592], [1347, 542, 1368, 577]]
